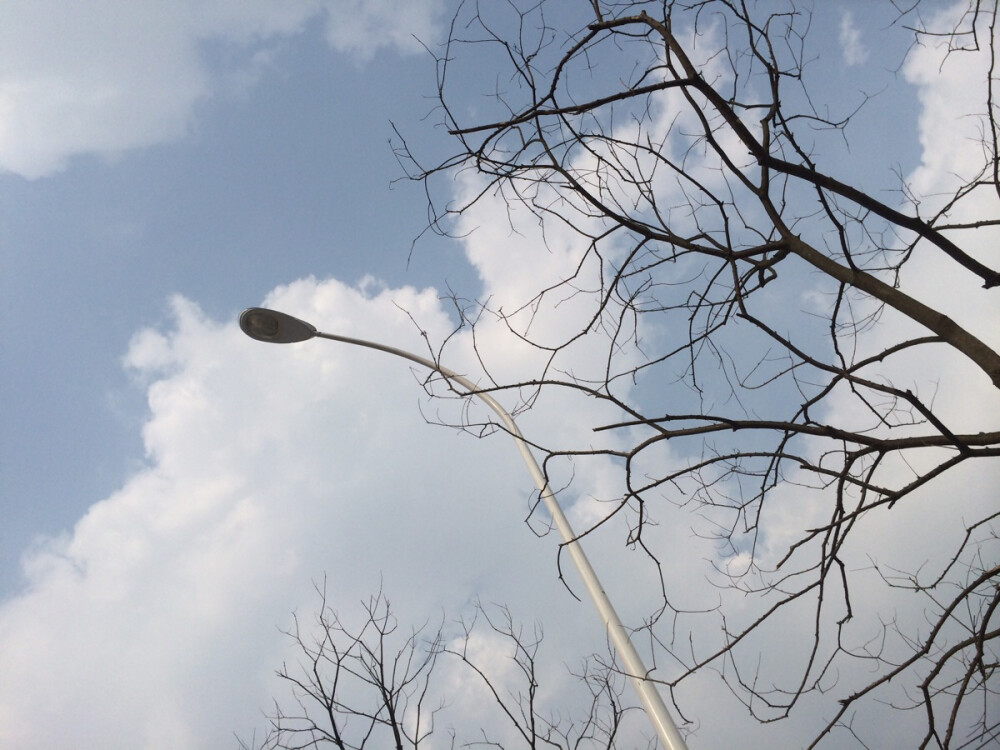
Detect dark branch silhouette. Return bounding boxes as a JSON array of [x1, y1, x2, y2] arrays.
[[239, 585, 650, 749], [392, 1, 1000, 747]]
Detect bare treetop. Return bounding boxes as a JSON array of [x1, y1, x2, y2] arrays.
[[393, 1, 1000, 747]]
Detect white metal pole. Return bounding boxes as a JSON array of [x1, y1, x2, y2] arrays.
[[312, 329, 689, 750]]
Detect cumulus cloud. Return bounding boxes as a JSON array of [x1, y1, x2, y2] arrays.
[[443, 4, 1000, 746], [855, 1, 1000, 624], [746, 8, 1000, 744], [0, 0, 442, 178], [0, 283, 573, 748], [0, 262, 678, 748], [0, 3, 995, 749]]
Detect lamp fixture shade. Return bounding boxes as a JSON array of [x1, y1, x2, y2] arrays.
[[239, 308, 317, 344]]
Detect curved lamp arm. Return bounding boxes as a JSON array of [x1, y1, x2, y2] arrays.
[[239, 307, 689, 750]]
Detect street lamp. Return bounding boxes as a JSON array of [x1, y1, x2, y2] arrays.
[[239, 306, 689, 750]]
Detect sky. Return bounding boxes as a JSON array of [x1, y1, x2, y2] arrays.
[[0, 2, 997, 749]]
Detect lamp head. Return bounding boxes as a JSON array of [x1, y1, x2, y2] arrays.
[[239, 307, 317, 344]]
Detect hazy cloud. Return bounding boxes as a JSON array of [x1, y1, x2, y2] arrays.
[[839, 11, 869, 66], [323, 0, 442, 60], [0, 0, 442, 178]]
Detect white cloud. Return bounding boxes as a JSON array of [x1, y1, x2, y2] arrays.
[[442, 4, 1000, 746], [904, 7, 1000, 292], [1, 3, 995, 748], [0, 0, 442, 179], [845, 0, 1000, 628], [0, 276, 664, 748], [725, 6, 1000, 744], [839, 11, 869, 67], [323, 0, 442, 60]]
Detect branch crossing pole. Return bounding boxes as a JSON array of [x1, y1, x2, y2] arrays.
[[239, 307, 690, 750]]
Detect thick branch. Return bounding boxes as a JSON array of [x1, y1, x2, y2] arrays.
[[787, 235, 1000, 389]]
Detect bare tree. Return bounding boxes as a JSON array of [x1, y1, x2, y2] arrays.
[[240, 587, 645, 750], [239, 582, 442, 750], [394, 1, 1000, 747], [445, 603, 651, 749]]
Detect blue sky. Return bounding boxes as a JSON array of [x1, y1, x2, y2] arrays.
[[1, 2, 996, 748]]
